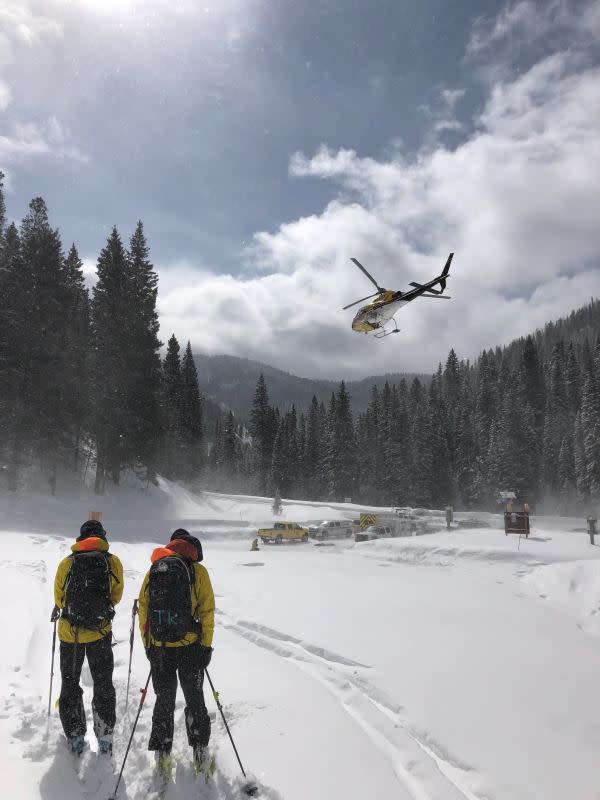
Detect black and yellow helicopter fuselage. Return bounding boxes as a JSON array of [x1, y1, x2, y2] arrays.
[[345, 253, 454, 338]]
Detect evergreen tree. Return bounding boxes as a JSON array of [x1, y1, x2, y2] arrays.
[[62, 244, 90, 473], [410, 398, 433, 507], [455, 377, 481, 507], [126, 221, 163, 479], [558, 435, 576, 512], [270, 418, 289, 496], [304, 396, 322, 499], [429, 375, 454, 507], [581, 372, 600, 502], [90, 227, 132, 492], [18, 198, 69, 491], [565, 343, 582, 416], [520, 335, 545, 427], [162, 334, 183, 479], [324, 382, 355, 500], [0, 223, 31, 490], [180, 341, 203, 480], [392, 379, 412, 505], [250, 374, 274, 493], [574, 411, 589, 504]]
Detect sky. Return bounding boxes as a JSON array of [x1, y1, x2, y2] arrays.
[[1, 0, 599, 379]]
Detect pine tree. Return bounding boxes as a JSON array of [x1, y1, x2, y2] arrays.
[[324, 382, 355, 501], [62, 244, 91, 474], [392, 379, 412, 506], [180, 341, 203, 480], [0, 223, 31, 490], [250, 374, 274, 493], [581, 372, 600, 502], [90, 227, 132, 492], [222, 410, 238, 486], [18, 198, 69, 491], [162, 334, 183, 479], [520, 335, 545, 427], [126, 221, 163, 479], [429, 375, 454, 507], [558, 435, 576, 512], [304, 396, 322, 499], [270, 418, 289, 496], [565, 343, 581, 416], [475, 350, 498, 453], [410, 398, 433, 507], [455, 377, 481, 508], [574, 411, 589, 504]]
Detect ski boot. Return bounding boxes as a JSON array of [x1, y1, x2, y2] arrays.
[[68, 734, 85, 756], [193, 745, 216, 783], [154, 750, 175, 781], [98, 735, 113, 756]]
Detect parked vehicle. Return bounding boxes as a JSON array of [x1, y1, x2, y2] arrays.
[[258, 522, 309, 544], [308, 520, 354, 540], [354, 524, 394, 542]]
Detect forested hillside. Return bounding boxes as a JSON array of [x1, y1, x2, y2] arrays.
[[206, 304, 600, 513], [194, 353, 426, 418]]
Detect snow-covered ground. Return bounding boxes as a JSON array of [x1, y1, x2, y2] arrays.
[[2, 483, 600, 799]]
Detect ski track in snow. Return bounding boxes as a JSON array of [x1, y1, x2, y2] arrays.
[[219, 614, 491, 800]]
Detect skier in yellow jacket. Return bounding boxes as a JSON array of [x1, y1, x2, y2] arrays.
[[53, 519, 123, 755], [138, 529, 215, 776]]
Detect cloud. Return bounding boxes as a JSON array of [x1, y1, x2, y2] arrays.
[[155, 5, 600, 380], [0, 79, 11, 110], [0, 2, 63, 45], [0, 119, 89, 163], [467, 0, 600, 60]]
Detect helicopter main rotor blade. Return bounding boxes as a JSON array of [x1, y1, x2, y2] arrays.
[[418, 294, 452, 299], [350, 258, 383, 291], [342, 291, 381, 311]]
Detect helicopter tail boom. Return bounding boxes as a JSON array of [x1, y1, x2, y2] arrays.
[[411, 252, 454, 295]]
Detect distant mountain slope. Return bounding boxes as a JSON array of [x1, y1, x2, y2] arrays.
[[193, 353, 426, 418]]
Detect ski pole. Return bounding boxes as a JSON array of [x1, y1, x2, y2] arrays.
[[205, 669, 253, 785], [109, 670, 151, 800], [125, 599, 138, 711], [47, 606, 59, 717]]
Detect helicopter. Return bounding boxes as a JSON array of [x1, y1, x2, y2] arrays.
[[343, 252, 454, 338]]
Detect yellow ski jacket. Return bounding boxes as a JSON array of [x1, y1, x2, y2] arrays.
[[138, 545, 215, 648], [53, 537, 124, 644]]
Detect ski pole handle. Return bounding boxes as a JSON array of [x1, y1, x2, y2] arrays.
[[129, 599, 138, 646]]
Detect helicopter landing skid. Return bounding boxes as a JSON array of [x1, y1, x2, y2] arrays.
[[374, 318, 400, 339]]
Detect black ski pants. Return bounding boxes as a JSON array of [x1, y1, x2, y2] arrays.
[[59, 635, 116, 740], [148, 641, 211, 753]]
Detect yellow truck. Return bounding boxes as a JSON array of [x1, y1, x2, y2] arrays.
[[258, 522, 309, 544]]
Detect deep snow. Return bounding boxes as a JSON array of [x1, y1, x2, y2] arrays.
[[2, 482, 600, 799]]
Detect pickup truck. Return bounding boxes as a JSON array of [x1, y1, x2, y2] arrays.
[[258, 522, 309, 544], [308, 520, 354, 540]]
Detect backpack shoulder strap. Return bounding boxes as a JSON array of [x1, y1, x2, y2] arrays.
[[61, 553, 75, 592], [105, 552, 119, 584]]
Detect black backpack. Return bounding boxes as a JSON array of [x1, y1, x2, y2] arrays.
[[148, 557, 196, 643], [63, 551, 114, 631]]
